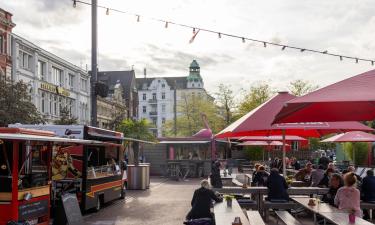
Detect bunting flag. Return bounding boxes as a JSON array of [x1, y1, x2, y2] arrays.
[[189, 29, 200, 44]]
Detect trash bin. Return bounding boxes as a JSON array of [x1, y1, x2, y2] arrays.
[[127, 164, 150, 190]]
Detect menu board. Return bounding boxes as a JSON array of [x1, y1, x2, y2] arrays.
[[18, 199, 48, 220], [61, 194, 84, 225]]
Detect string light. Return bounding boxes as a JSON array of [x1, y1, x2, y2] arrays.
[[281, 46, 286, 51], [356, 58, 359, 63], [72, 0, 375, 66], [106, 8, 109, 15]]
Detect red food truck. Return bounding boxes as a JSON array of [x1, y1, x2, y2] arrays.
[[0, 127, 94, 225], [9, 125, 126, 212]]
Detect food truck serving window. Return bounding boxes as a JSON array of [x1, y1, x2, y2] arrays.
[[87, 145, 120, 179], [18, 142, 49, 190], [0, 141, 13, 192]]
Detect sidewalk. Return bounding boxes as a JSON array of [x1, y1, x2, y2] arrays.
[[84, 177, 200, 225]]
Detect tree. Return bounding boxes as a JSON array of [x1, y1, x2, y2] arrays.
[[54, 105, 78, 125], [108, 107, 127, 131], [343, 142, 369, 165], [215, 84, 236, 126], [0, 78, 44, 126], [237, 82, 272, 117], [288, 79, 319, 96], [163, 93, 225, 137], [117, 119, 155, 165]]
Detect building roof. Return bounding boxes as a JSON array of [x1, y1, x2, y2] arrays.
[[98, 70, 136, 100], [136, 76, 189, 90], [190, 60, 200, 68]]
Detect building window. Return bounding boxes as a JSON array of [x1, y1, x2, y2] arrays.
[[161, 92, 165, 99], [152, 118, 157, 126], [49, 94, 53, 114], [152, 93, 156, 100], [192, 83, 195, 87], [143, 93, 146, 100], [162, 118, 166, 124], [143, 106, 147, 113], [80, 78, 88, 92], [162, 83, 165, 88], [19, 50, 33, 71], [68, 74, 75, 89], [0, 35, 3, 54], [54, 95, 58, 116], [37, 61, 46, 81], [52, 67, 63, 86], [41, 92, 46, 113], [162, 104, 166, 113]]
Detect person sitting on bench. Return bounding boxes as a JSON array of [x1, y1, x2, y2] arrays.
[[186, 180, 223, 221], [266, 168, 289, 202], [361, 170, 375, 219]]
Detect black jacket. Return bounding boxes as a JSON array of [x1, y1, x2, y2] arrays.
[[186, 187, 222, 220], [361, 175, 375, 202], [292, 161, 301, 170], [322, 185, 341, 205], [252, 171, 269, 187], [319, 156, 330, 169], [266, 170, 289, 201]]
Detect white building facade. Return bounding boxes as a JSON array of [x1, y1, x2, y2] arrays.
[[137, 60, 212, 137], [11, 34, 91, 125]]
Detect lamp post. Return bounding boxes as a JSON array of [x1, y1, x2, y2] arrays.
[[90, 0, 98, 126]]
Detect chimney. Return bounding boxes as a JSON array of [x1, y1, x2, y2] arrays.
[[144, 68, 147, 78]]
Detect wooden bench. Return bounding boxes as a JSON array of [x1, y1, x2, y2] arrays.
[[246, 211, 265, 225], [263, 201, 296, 222], [275, 211, 302, 225], [237, 199, 257, 210], [361, 202, 375, 220]]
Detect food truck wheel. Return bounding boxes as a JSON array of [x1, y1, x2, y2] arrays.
[[95, 196, 102, 211]]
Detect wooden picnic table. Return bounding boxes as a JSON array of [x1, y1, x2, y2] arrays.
[[214, 199, 250, 225], [292, 197, 342, 224], [320, 212, 374, 225]]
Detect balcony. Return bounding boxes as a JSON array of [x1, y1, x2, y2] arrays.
[[149, 111, 157, 116], [148, 99, 157, 104]]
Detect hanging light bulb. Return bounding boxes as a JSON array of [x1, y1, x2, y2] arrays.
[[281, 46, 286, 50], [355, 58, 359, 63], [73, 0, 76, 8], [263, 42, 267, 48], [322, 50, 328, 54], [339, 56, 343, 61], [242, 37, 245, 43], [300, 49, 305, 52], [372, 61, 374, 66], [218, 33, 221, 38], [137, 15, 140, 22], [193, 28, 196, 34], [106, 8, 109, 15], [165, 21, 168, 28]]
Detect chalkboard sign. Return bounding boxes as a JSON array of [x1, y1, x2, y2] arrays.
[[18, 199, 48, 220], [61, 193, 84, 225]]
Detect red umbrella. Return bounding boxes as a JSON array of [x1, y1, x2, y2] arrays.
[[238, 140, 289, 146], [321, 131, 375, 166], [273, 69, 375, 123], [216, 91, 373, 176]]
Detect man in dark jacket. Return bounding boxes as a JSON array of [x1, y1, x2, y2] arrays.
[[186, 180, 223, 220], [361, 170, 375, 219], [322, 173, 343, 205], [318, 152, 330, 170], [251, 165, 269, 187], [210, 160, 222, 188], [266, 168, 289, 201]]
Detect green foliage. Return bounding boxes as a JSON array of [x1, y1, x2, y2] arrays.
[[215, 84, 237, 126], [163, 94, 225, 137], [309, 137, 336, 150], [237, 82, 272, 117], [243, 146, 264, 161], [288, 79, 319, 97], [343, 142, 369, 165], [54, 105, 78, 125], [0, 78, 44, 126], [108, 107, 127, 131]]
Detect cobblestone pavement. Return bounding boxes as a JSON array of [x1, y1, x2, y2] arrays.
[[84, 177, 200, 225]]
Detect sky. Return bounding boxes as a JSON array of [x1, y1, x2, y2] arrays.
[[2, 0, 375, 98]]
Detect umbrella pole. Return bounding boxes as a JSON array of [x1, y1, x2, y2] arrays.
[[282, 129, 286, 177], [353, 146, 355, 166]]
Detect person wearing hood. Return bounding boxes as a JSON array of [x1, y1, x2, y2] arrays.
[[266, 168, 289, 201]]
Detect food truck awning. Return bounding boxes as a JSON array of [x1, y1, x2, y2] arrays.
[[123, 137, 156, 144], [159, 140, 211, 144], [0, 133, 94, 143]]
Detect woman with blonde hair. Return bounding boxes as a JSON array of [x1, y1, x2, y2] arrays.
[[334, 172, 361, 216]]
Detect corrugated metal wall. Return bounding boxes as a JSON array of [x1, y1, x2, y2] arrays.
[[142, 143, 167, 176]]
